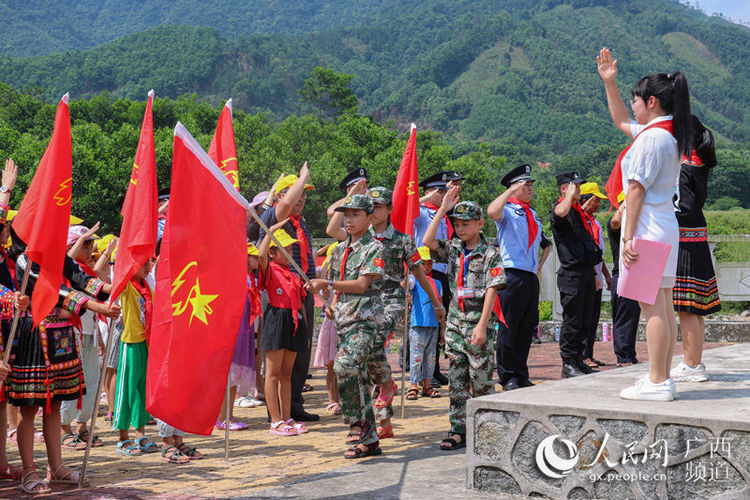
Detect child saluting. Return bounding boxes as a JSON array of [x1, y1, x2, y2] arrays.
[[423, 187, 506, 451], [308, 194, 385, 459]]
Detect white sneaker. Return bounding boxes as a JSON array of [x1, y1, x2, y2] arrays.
[[670, 362, 708, 382], [235, 396, 263, 408], [620, 377, 675, 401]]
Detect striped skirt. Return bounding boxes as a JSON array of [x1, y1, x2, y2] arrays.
[[673, 227, 721, 315], [5, 315, 85, 407]]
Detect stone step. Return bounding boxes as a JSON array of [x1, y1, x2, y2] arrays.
[[467, 343, 750, 499]]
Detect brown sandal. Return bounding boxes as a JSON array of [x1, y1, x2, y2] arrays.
[[344, 441, 382, 459], [421, 386, 441, 398], [345, 420, 372, 444], [406, 385, 419, 400]]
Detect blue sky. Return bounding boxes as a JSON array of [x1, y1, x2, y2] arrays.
[[696, 0, 750, 21]]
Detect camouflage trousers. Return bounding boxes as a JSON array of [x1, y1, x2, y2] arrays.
[[334, 323, 378, 445], [368, 330, 394, 421], [445, 321, 495, 435]]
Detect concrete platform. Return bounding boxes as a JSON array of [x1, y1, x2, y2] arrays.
[[466, 343, 750, 499]]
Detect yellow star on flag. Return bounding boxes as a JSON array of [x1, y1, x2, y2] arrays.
[[187, 277, 218, 326]]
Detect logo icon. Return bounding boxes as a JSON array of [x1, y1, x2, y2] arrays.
[[130, 163, 139, 186], [456, 205, 465, 213], [54, 178, 72, 206], [171, 262, 219, 326], [406, 180, 417, 196], [370, 190, 380, 198], [535, 435, 579, 478], [344, 196, 353, 204]]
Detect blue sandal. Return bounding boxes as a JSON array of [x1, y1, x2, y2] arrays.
[[136, 436, 161, 453], [116, 439, 142, 456]]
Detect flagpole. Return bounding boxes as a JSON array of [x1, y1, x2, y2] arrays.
[[79, 318, 115, 488], [1, 261, 31, 369], [399, 300, 409, 419], [246, 206, 332, 309], [224, 375, 230, 461]]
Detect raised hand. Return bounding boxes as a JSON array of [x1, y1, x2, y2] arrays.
[[597, 47, 618, 83], [441, 185, 460, 212], [3, 158, 18, 191], [348, 178, 368, 196], [270, 217, 289, 233], [299, 161, 310, 182], [83, 222, 100, 238]]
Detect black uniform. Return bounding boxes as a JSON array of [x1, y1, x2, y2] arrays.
[[550, 203, 601, 369], [608, 218, 641, 364]]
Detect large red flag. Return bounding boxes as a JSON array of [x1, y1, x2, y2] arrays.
[[110, 90, 158, 303], [207, 98, 240, 189], [147, 122, 248, 435], [13, 94, 72, 326], [391, 123, 419, 236]]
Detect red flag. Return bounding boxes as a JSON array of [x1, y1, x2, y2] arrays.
[[147, 122, 248, 435], [391, 123, 419, 236], [13, 94, 72, 326], [110, 90, 158, 303], [208, 98, 240, 189]]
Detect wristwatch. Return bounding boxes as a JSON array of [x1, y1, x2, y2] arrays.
[[0, 186, 10, 194], [328, 280, 334, 290]]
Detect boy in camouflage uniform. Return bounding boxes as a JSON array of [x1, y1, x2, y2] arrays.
[[423, 187, 506, 450], [366, 187, 445, 439], [308, 194, 385, 459]]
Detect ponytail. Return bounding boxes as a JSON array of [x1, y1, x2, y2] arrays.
[[631, 70, 692, 156], [690, 114, 717, 167]]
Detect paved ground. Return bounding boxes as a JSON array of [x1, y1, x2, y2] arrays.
[[0, 339, 729, 499]]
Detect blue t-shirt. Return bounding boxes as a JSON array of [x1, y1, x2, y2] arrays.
[[410, 276, 443, 328]]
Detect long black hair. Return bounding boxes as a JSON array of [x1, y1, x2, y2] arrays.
[[631, 71, 691, 157], [690, 114, 717, 168]]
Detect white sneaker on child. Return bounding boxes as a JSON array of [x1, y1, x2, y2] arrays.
[[620, 377, 675, 401], [235, 396, 263, 408], [670, 362, 708, 382]]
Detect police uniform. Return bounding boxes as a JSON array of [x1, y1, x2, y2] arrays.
[[432, 201, 506, 437], [339, 168, 368, 192], [550, 171, 602, 377], [328, 195, 385, 444], [367, 187, 422, 421], [494, 165, 550, 389]]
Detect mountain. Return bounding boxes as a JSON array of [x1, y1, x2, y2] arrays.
[[2, 0, 749, 159]]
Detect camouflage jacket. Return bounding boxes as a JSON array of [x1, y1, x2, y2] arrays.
[[327, 231, 385, 331], [433, 234, 506, 328], [369, 223, 422, 302]]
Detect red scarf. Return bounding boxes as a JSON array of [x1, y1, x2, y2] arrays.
[[558, 196, 598, 244], [682, 150, 702, 166], [268, 261, 305, 332], [247, 272, 262, 325], [288, 215, 310, 274], [130, 278, 153, 345], [457, 250, 471, 312], [337, 247, 352, 301], [423, 202, 454, 238], [508, 197, 538, 251], [605, 119, 674, 207]]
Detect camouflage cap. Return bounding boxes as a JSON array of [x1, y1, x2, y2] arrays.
[[451, 201, 483, 220], [368, 186, 392, 205], [334, 194, 374, 214]]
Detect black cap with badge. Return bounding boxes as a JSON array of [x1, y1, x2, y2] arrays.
[[419, 170, 464, 190], [555, 171, 586, 186], [158, 187, 171, 201], [339, 168, 368, 191], [501, 164, 534, 188]]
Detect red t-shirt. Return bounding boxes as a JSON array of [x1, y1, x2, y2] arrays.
[[259, 262, 307, 329]]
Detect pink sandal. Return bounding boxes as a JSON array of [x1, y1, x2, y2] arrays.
[[326, 402, 341, 415], [374, 380, 398, 409], [285, 419, 309, 434], [270, 421, 298, 436]]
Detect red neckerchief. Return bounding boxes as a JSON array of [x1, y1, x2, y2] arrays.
[[337, 247, 352, 301], [267, 261, 305, 332], [457, 250, 471, 312], [423, 202, 454, 238], [508, 196, 538, 251], [288, 215, 310, 274], [130, 278, 153, 345], [605, 119, 674, 207], [682, 150, 703, 166], [493, 296, 507, 328], [558, 197, 599, 244], [247, 272, 261, 325]]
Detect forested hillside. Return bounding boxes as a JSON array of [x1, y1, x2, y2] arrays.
[[2, 0, 749, 161]]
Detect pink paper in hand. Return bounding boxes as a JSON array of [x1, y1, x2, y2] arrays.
[[617, 238, 671, 305]]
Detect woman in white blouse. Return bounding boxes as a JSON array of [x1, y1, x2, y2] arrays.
[[597, 47, 692, 401]]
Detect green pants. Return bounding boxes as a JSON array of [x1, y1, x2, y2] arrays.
[[113, 341, 151, 431]]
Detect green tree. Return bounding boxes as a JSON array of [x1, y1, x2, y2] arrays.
[[299, 67, 358, 119]]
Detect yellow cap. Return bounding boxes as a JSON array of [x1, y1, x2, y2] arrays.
[[270, 229, 299, 248], [418, 246, 431, 261], [321, 242, 338, 269], [7, 210, 83, 225], [275, 175, 315, 195], [247, 242, 259, 256], [617, 192, 625, 204], [95, 234, 116, 255], [580, 182, 607, 199]]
